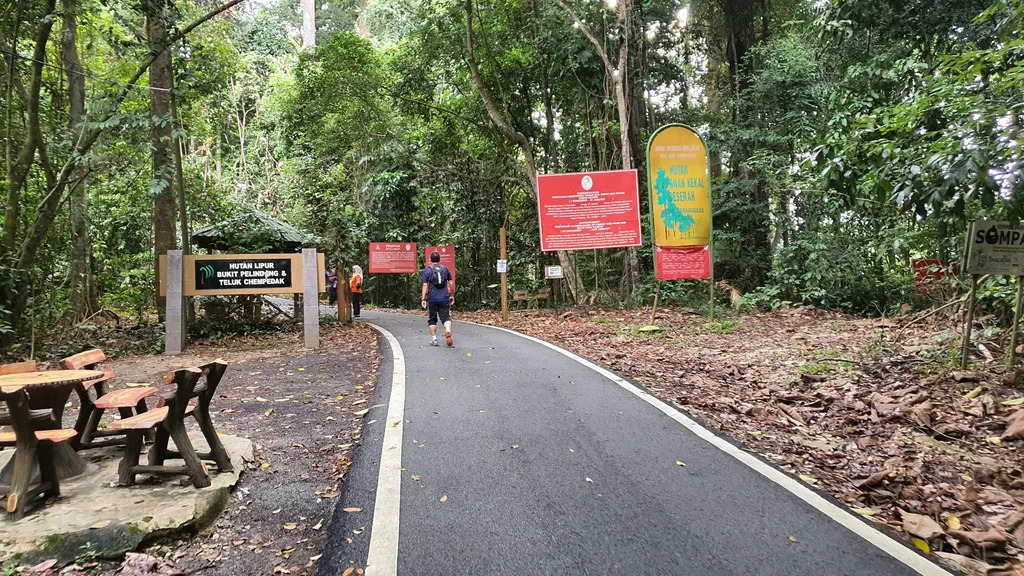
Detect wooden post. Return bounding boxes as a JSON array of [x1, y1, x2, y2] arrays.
[[649, 281, 661, 326], [338, 268, 351, 324], [960, 274, 979, 369], [708, 244, 715, 322], [1010, 275, 1023, 367], [500, 227, 509, 322]]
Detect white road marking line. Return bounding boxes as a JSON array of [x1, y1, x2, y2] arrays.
[[477, 322, 952, 576], [365, 324, 405, 576]]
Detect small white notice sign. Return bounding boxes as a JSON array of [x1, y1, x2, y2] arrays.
[[545, 265, 563, 279], [496, 260, 508, 274], [967, 220, 1024, 275]]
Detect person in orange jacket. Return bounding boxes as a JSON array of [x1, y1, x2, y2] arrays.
[[350, 265, 363, 318]]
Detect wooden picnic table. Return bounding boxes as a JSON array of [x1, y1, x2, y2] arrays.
[[0, 370, 104, 481]]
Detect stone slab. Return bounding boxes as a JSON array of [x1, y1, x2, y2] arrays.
[[0, 432, 253, 564]]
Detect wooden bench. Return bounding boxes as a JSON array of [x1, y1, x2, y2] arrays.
[[512, 290, 529, 309], [60, 349, 153, 449], [159, 360, 232, 472], [0, 388, 78, 520], [109, 368, 210, 488], [536, 287, 551, 307]]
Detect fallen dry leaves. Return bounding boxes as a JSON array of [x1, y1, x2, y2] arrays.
[[456, 306, 1024, 573]]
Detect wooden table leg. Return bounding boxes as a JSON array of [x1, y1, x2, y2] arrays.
[[0, 383, 86, 482]]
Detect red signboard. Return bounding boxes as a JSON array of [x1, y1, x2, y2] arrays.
[[424, 245, 456, 281], [655, 245, 711, 280], [912, 259, 951, 296], [537, 169, 642, 252], [369, 242, 418, 273]]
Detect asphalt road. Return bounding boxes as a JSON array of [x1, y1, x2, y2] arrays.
[[321, 310, 949, 576]]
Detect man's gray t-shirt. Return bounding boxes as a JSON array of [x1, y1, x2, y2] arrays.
[[422, 265, 452, 303]]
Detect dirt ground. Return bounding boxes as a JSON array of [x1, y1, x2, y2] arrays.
[[13, 322, 380, 576], [447, 306, 1024, 575]]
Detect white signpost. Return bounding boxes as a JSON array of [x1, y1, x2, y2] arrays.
[[964, 221, 1024, 367], [966, 220, 1024, 275]]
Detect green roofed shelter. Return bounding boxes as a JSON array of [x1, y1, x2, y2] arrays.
[[191, 210, 321, 253]]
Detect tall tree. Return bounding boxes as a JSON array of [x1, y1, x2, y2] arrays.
[[464, 0, 589, 304], [3, 0, 57, 252], [302, 0, 316, 49], [63, 0, 97, 321], [147, 0, 178, 312], [556, 0, 640, 295]]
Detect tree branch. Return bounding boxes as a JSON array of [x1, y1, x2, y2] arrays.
[[555, 0, 614, 77], [464, 0, 537, 187]]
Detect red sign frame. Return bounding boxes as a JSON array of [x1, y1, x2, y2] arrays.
[[424, 245, 456, 282], [369, 242, 418, 274], [536, 169, 642, 252], [655, 245, 711, 280]]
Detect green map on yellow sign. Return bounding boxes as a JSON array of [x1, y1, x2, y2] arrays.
[[647, 125, 711, 246]]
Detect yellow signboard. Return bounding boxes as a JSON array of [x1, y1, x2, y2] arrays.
[[647, 125, 711, 246]]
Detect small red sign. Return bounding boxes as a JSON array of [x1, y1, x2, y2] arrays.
[[369, 242, 418, 273], [912, 259, 949, 296], [424, 245, 456, 281], [537, 169, 642, 252], [656, 245, 711, 280]]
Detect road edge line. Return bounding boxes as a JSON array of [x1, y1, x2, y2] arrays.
[[472, 321, 951, 576], [364, 323, 405, 576]]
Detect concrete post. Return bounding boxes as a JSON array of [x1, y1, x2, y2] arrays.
[[303, 248, 320, 349], [165, 250, 186, 355]]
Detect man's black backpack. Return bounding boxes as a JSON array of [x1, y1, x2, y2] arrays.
[[429, 265, 448, 289]]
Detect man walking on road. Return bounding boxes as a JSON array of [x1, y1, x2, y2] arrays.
[[421, 250, 454, 347]]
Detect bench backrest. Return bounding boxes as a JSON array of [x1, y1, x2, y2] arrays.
[[164, 367, 204, 420], [0, 360, 37, 376], [537, 288, 551, 300], [513, 290, 529, 301], [60, 349, 106, 370], [196, 359, 228, 403]]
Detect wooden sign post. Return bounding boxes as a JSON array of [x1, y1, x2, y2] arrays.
[[500, 227, 509, 322], [161, 251, 326, 354]]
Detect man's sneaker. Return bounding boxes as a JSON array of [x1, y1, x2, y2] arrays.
[[431, 338, 439, 347], [445, 331, 453, 347]]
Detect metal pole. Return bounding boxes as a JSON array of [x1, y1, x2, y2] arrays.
[[500, 227, 509, 322], [1010, 275, 1023, 367], [960, 274, 978, 369]]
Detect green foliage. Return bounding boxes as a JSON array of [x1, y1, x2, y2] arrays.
[[4, 0, 1024, 355]]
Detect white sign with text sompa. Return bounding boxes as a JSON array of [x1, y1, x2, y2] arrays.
[[967, 221, 1024, 275]]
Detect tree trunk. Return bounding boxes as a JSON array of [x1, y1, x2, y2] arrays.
[[357, 0, 370, 37], [64, 0, 95, 321], [148, 0, 178, 314], [466, 0, 587, 304], [301, 0, 315, 49], [3, 0, 56, 251], [170, 85, 190, 255], [557, 0, 639, 296]]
